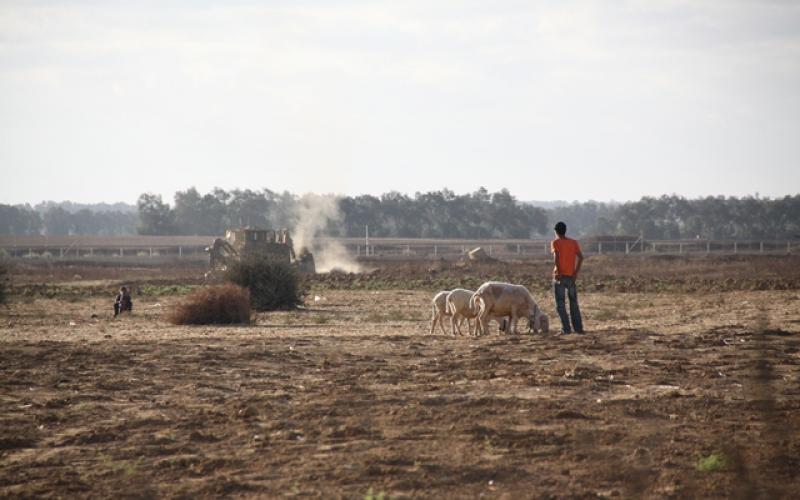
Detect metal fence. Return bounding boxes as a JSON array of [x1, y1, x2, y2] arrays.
[[0, 236, 797, 261], [321, 238, 799, 260]]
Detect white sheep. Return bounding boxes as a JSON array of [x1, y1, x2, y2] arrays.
[[469, 294, 512, 335], [445, 288, 479, 336], [472, 282, 550, 335], [429, 290, 451, 335]]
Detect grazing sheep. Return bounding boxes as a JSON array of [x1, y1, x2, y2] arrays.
[[470, 294, 512, 335], [446, 288, 479, 336], [430, 290, 451, 335], [472, 282, 550, 335]]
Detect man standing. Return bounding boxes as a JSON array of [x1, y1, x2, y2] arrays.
[[551, 222, 584, 334]]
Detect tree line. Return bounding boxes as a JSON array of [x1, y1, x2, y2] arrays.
[[0, 204, 137, 236], [136, 187, 549, 239], [1, 189, 798, 240]]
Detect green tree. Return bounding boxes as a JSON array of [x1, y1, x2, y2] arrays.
[[225, 257, 303, 311], [227, 189, 275, 228], [42, 207, 73, 236], [137, 193, 175, 235], [173, 187, 204, 235], [0, 204, 42, 235]]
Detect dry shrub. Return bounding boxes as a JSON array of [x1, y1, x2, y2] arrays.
[[168, 284, 251, 325]]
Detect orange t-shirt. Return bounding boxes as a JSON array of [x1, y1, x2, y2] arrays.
[[551, 237, 581, 277]]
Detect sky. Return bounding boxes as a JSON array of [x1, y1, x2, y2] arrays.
[[1, 0, 798, 205]]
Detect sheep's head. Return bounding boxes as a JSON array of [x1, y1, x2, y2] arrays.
[[537, 313, 550, 334], [529, 309, 550, 333]]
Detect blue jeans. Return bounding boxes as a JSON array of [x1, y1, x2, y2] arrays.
[[553, 276, 583, 333]]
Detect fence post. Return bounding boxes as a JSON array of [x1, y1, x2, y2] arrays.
[[598, 242, 602, 255], [517, 244, 520, 254], [652, 243, 656, 253], [434, 245, 437, 257], [179, 246, 183, 258], [625, 242, 629, 254], [544, 242, 549, 254], [734, 241, 737, 253], [120, 247, 124, 257], [59, 248, 64, 258], [788, 241, 792, 254], [706, 242, 710, 253], [149, 247, 153, 258], [679, 243, 683, 254], [760, 242, 764, 253]]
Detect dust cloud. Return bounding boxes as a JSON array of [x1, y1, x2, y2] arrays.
[[292, 194, 361, 273]]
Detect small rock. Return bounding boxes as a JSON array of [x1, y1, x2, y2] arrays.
[[238, 406, 258, 418]]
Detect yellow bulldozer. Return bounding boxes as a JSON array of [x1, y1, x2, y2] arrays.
[[205, 228, 315, 274]]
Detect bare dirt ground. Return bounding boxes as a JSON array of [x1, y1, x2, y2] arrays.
[[2, 257, 800, 498]]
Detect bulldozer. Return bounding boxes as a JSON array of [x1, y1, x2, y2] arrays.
[[205, 228, 315, 274]]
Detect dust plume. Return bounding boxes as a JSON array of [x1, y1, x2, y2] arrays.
[[292, 194, 361, 273]]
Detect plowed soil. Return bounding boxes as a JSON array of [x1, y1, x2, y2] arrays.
[[2, 257, 800, 498]]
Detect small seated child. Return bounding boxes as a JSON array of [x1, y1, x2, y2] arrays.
[[114, 286, 133, 317]]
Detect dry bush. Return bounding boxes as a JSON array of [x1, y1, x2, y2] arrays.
[[167, 284, 251, 325]]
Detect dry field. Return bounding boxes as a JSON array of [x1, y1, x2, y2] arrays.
[[1, 257, 800, 498]]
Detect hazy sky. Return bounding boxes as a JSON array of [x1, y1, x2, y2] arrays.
[[1, 0, 798, 205]]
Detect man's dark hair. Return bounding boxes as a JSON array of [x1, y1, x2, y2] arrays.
[[554, 222, 567, 236]]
